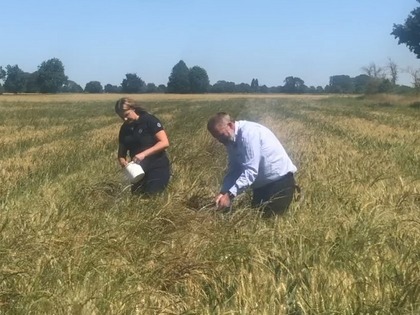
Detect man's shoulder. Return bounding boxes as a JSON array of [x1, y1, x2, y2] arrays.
[[237, 120, 262, 133], [237, 120, 251, 129], [238, 120, 261, 126], [236, 121, 263, 144]]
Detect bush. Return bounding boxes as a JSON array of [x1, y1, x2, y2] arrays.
[[409, 101, 420, 109]]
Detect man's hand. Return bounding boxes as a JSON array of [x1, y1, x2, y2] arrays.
[[215, 193, 232, 210]]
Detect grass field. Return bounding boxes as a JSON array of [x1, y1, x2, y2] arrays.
[[1, 93, 419, 314]]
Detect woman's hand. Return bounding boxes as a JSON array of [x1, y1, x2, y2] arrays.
[[133, 152, 146, 163], [132, 130, 169, 164], [119, 158, 128, 168]]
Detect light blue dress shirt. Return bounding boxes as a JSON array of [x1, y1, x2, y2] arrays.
[[221, 120, 297, 196]]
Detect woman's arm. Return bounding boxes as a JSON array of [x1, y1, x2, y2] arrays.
[[117, 143, 129, 167], [133, 130, 169, 162]]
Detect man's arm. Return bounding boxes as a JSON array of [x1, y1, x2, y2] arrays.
[[220, 152, 242, 193], [228, 129, 261, 196], [216, 154, 241, 209]]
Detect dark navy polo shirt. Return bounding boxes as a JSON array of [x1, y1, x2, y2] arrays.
[[118, 111, 169, 171]]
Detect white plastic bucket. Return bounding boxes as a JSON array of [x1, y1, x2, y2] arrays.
[[124, 161, 145, 183]]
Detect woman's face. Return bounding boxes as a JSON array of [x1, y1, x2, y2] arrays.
[[120, 108, 138, 122]]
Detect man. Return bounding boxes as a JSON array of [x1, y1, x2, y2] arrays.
[[207, 112, 297, 217]]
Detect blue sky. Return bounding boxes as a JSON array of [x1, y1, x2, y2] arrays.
[[1, 0, 419, 88]]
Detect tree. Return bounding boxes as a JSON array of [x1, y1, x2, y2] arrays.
[[157, 84, 167, 93], [307, 86, 316, 93], [328, 75, 354, 93], [365, 77, 391, 94], [4, 65, 26, 93], [61, 80, 84, 93], [269, 85, 283, 93], [362, 62, 384, 78], [251, 78, 259, 92], [235, 82, 251, 93], [260, 85, 268, 93], [387, 58, 398, 85], [377, 79, 393, 93], [283, 76, 305, 93], [189, 66, 209, 93], [0, 66, 5, 81], [145, 83, 157, 93], [361, 63, 391, 94], [353, 74, 371, 94], [391, 1, 420, 58], [408, 67, 420, 93], [0, 66, 6, 94], [104, 84, 121, 93], [210, 80, 236, 93], [167, 60, 190, 93], [37, 58, 68, 93], [121, 73, 145, 93], [24, 71, 40, 93], [84, 81, 103, 93]]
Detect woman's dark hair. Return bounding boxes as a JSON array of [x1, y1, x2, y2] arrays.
[[115, 97, 147, 117]]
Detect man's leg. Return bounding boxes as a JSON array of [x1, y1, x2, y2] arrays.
[[252, 173, 296, 217]]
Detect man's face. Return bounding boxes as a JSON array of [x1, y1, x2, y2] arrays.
[[210, 122, 235, 145]]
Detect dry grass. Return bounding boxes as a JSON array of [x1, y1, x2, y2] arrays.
[[0, 93, 419, 314]]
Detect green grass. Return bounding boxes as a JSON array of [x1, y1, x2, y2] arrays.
[[0, 94, 419, 314]]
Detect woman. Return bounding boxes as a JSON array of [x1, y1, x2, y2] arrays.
[[115, 97, 170, 194]]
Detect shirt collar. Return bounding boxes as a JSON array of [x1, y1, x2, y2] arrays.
[[228, 121, 242, 147], [233, 121, 240, 142]]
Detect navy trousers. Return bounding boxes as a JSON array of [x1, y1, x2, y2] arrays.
[[131, 166, 170, 195], [251, 172, 296, 217]]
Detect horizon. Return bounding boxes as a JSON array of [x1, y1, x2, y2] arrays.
[[1, 0, 419, 88]]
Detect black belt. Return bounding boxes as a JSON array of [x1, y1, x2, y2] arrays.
[[280, 172, 293, 179], [271, 172, 293, 183]]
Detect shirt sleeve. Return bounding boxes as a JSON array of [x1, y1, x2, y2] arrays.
[[229, 129, 261, 196], [221, 152, 242, 193], [117, 125, 128, 158], [118, 124, 125, 143], [147, 114, 165, 135]]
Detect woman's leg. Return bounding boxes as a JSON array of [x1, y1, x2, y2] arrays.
[[132, 166, 170, 195]]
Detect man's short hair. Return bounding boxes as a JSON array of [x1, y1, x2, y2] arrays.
[[207, 112, 234, 131]]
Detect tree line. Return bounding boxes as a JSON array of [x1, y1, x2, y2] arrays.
[[0, 58, 420, 94], [0, 58, 417, 95], [1, 2, 419, 95]]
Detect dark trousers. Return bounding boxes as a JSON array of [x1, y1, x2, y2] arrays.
[[252, 172, 295, 217], [131, 166, 170, 195]]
